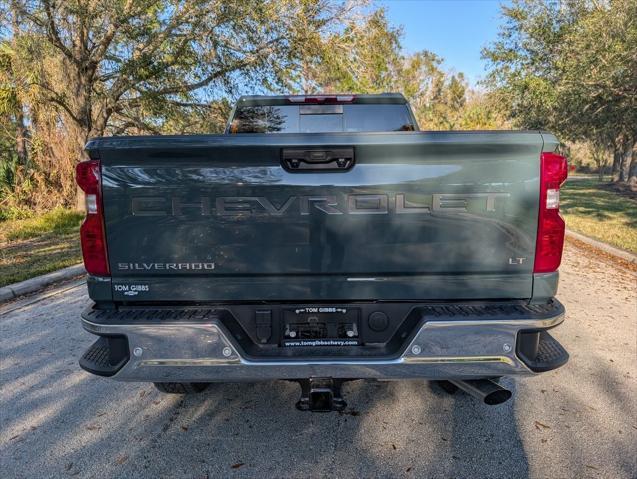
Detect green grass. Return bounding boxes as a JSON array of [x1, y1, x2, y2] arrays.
[[0, 208, 84, 287], [561, 179, 637, 254], [1, 207, 84, 242]]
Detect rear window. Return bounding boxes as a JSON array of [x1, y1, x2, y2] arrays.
[[228, 104, 416, 134]]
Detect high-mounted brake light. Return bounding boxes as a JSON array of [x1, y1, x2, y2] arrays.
[[534, 152, 568, 273], [76, 160, 110, 276], [287, 95, 355, 104]]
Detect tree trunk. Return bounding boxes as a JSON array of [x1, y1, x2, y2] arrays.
[[618, 142, 635, 183], [612, 138, 635, 183], [591, 143, 607, 182], [611, 147, 622, 182], [15, 106, 28, 165], [11, 1, 28, 165], [628, 146, 637, 188]]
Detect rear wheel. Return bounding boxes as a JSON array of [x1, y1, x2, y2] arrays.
[[153, 382, 209, 394]]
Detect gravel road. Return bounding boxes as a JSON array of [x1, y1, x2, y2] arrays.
[[1, 243, 635, 479]]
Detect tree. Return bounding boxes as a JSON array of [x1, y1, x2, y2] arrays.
[[11, 0, 355, 150], [415, 70, 468, 130], [558, 0, 637, 183], [457, 90, 510, 130], [590, 142, 610, 181], [483, 0, 637, 183], [0, 0, 363, 214], [0, 1, 29, 165], [304, 8, 500, 131], [306, 8, 406, 94]]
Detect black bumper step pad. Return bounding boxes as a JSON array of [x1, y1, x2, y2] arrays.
[[79, 336, 129, 377], [82, 299, 564, 325], [517, 330, 569, 373], [419, 299, 563, 321], [83, 307, 220, 324]]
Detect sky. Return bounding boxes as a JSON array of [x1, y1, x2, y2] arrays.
[[381, 0, 508, 87]]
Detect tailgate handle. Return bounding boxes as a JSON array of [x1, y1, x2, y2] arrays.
[[281, 147, 354, 172]]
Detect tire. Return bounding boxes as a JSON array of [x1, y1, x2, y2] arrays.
[[153, 382, 209, 394]]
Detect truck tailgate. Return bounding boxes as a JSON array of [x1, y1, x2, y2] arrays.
[[90, 131, 547, 302]]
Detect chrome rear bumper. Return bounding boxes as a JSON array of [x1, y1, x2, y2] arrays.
[[80, 309, 566, 382]]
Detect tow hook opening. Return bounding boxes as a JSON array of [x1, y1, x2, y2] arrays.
[[294, 378, 350, 412]]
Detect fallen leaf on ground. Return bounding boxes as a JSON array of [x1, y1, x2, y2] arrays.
[[181, 426, 188, 431], [115, 455, 128, 465], [534, 421, 551, 430], [231, 463, 244, 469], [585, 465, 599, 470]]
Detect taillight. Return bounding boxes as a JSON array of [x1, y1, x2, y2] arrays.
[[76, 160, 110, 276], [534, 152, 568, 273]]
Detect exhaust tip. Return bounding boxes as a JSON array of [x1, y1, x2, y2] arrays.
[[449, 379, 513, 406], [484, 389, 512, 405]]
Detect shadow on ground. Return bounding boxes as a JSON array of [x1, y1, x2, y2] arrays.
[[1, 292, 533, 478], [2, 253, 636, 479]]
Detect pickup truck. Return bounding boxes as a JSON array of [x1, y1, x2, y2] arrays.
[[77, 93, 569, 411]]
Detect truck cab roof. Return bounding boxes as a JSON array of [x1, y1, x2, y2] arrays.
[[236, 93, 408, 106]]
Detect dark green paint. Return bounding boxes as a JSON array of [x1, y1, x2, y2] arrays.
[[87, 131, 554, 303]]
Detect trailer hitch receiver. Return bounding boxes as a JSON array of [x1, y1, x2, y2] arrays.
[[295, 378, 348, 412]]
